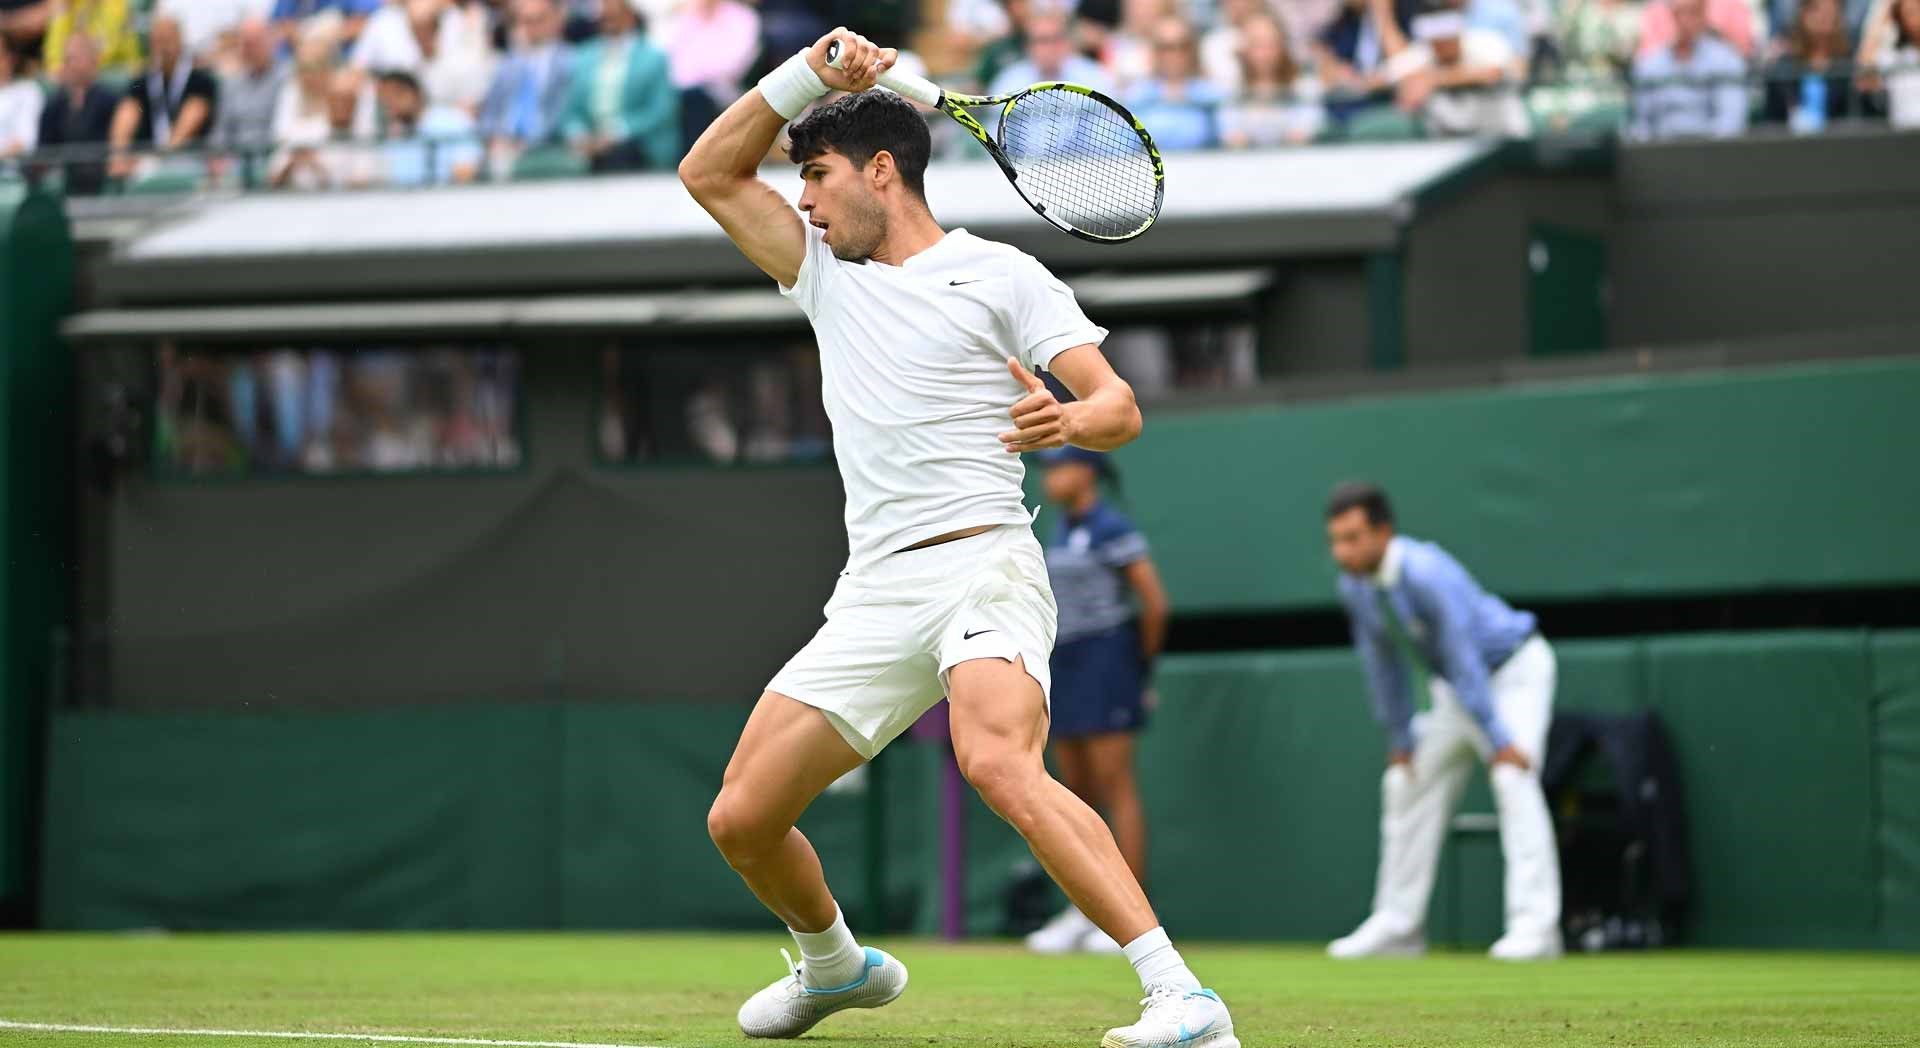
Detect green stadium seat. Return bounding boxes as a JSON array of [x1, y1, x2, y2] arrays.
[[124, 168, 202, 195], [511, 145, 589, 181], [1344, 105, 1425, 142]]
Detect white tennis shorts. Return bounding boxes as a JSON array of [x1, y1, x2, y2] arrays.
[[768, 524, 1058, 759]]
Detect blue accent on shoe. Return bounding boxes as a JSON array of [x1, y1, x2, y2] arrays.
[[1175, 991, 1222, 1042], [1177, 1018, 1216, 1042], [801, 948, 885, 995]]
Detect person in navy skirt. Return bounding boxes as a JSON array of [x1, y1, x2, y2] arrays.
[[1024, 447, 1171, 955]]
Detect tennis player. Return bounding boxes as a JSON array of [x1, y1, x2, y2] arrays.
[[679, 27, 1238, 1048]]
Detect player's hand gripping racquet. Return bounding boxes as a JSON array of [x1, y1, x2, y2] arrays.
[[825, 39, 1165, 243]]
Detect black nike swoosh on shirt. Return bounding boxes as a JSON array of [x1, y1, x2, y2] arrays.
[[949, 279, 982, 286], [962, 629, 997, 640]]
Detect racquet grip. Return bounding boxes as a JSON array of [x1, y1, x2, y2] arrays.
[[824, 38, 944, 109]]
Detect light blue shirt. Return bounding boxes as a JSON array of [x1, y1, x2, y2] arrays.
[[384, 106, 481, 187], [1338, 535, 1538, 753], [989, 55, 1115, 98], [1630, 37, 1750, 140], [1121, 78, 1225, 151]]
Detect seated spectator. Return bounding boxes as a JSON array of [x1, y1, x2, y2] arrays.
[[1764, 0, 1855, 124], [1123, 13, 1224, 148], [1552, 0, 1645, 79], [991, 6, 1114, 96], [34, 31, 116, 191], [1199, 0, 1267, 94], [479, 0, 571, 173], [373, 67, 479, 183], [1631, 0, 1750, 137], [1770, 0, 1873, 51], [1102, 0, 1174, 90], [275, 66, 378, 186], [1312, 0, 1419, 101], [213, 16, 289, 160], [558, 0, 677, 172], [1857, 0, 1920, 126], [43, 0, 143, 77], [1639, 0, 1756, 56], [1385, 6, 1531, 136], [1219, 11, 1325, 144], [658, 0, 758, 146], [0, 40, 38, 157], [353, 0, 496, 114], [973, 0, 1035, 90], [108, 14, 220, 178], [752, 0, 829, 82], [0, 0, 48, 70], [271, 0, 381, 51]]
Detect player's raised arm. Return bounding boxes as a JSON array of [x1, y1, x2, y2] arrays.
[[677, 29, 895, 288]]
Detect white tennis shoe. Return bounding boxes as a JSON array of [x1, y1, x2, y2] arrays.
[[1101, 985, 1239, 1048], [736, 947, 909, 1038]]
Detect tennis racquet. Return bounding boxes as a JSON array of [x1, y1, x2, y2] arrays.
[[825, 41, 1165, 244]]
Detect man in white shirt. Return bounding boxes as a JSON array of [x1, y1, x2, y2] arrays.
[[1385, 8, 1531, 137], [678, 27, 1239, 1048]]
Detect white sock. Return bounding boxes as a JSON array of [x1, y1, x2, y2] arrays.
[[1122, 926, 1202, 994], [791, 908, 867, 990]]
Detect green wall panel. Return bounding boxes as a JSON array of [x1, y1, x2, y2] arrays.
[[40, 707, 564, 929], [1119, 359, 1920, 612], [1142, 651, 1381, 939], [1872, 631, 1920, 949], [1644, 632, 1876, 947], [38, 633, 1914, 948]]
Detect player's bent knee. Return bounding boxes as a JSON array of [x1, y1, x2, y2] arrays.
[[958, 748, 1042, 822], [706, 791, 782, 863]]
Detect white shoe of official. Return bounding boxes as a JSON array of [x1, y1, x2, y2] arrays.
[[1327, 914, 1427, 959], [1101, 986, 1239, 1048], [1489, 930, 1564, 961], [737, 947, 908, 1039], [1026, 906, 1096, 954]]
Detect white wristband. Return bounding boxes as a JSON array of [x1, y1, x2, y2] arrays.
[[757, 50, 829, 121]]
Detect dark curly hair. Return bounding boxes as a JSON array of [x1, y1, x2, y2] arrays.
[[785, 90, 931, 200]]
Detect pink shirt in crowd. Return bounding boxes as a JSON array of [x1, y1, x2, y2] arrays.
[[1638, 0, 1757, 57], [662, 0, 761, 91]]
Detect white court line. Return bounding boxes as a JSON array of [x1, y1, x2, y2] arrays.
[[0, 1019, 670, 1048]]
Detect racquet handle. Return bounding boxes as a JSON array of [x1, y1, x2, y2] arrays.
[[824, 38, 944, 109]]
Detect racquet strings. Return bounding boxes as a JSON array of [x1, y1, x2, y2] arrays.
[[995, 88, 1160, 240]]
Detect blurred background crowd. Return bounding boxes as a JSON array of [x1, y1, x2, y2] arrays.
[[1, 0, 1917, 194]]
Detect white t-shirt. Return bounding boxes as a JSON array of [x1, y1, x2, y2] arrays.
[[780, 225, 1107, 570]]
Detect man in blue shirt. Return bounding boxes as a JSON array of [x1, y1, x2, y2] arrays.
[[1629, 0, 1750, 140], [1325, 482, 1563, 961]]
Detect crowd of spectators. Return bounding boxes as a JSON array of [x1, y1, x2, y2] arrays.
[[155, 343, 521, 474], [0, 0, 1916, 194]]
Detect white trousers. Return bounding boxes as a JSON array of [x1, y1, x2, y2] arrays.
[[1369, 635, 1562, 940]]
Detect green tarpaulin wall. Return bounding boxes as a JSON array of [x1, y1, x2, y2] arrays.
[[43, 630, 1920, 948], [1115, 358, 1920, 612]]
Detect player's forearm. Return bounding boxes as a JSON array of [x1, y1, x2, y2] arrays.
[[678, 88, 788, 193], [1061, 381, 1140, 452]]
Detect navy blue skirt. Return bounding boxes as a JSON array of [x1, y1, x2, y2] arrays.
[[1048, 623, 1146, 739]]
